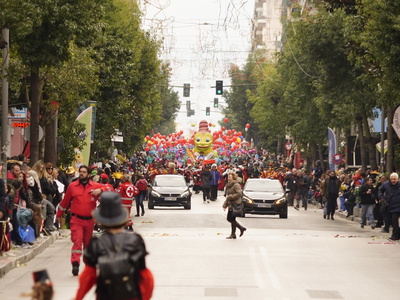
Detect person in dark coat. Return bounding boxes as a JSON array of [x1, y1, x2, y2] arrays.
[[200, 165, 212, 203], [359, 177, 376, 229], [378, 173, 400, 241], [222, 173, 246, 239], [322, 171, 341, 220], [284, 168, 298, 206], [209, 164, 220, 201]]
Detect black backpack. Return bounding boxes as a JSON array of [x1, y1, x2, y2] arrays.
[[97, 234, 142, 300]]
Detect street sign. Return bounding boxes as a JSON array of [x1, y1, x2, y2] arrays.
[[284, 142, 292, 151], [332, 153, 343, 164]]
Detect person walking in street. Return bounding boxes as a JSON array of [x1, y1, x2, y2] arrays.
[[284, 168, 298, 206], [200, 165, 212, 203], [135, 174, 148, 217], [209, 164, 220, 201], [75, 191, 154, 300], [296, 170, 311, 210], [56, 165, 106, 276], [359, 177, 377, 229], [116, 175, 138, 229], [222, 173, 246, 239], [322, 171, 341, 220], [378, 173, 400, 241]]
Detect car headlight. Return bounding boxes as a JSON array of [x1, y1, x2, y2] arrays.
[[180, 190, 190, 198], [243, 195, 254, 204], [276, 197, 286, 204], [151, 190, 161, 197]]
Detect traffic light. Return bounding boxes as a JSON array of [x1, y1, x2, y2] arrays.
[[183, 83, 190, 97], [213, 98, 218, 108], [206, 107, 210, 116], [186, 100, 191, 110], [216, 80, 223, 95]]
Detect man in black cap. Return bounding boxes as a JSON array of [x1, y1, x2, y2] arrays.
[[75, 192, 154, 300]]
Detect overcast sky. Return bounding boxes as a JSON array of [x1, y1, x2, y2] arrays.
[[141, 0, 255, 135]]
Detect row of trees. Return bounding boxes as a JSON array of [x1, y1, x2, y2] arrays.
[[0, 0, 180, 166], [222, 0, 400, 172]]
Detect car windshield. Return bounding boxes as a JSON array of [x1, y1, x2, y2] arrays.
[[154, 176, 185, 187], [244, 180, 283, 193]]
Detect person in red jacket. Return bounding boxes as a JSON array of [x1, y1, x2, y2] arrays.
[[116, 175, 138, 232], [56, 165, 107, 276], [75, 191, 154, 300], [99, 173, 114, 191]]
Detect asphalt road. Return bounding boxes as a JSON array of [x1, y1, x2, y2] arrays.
[[0, 191, 399, 300]]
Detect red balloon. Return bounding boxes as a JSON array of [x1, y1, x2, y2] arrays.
[[224, 118, 229, 123], [245, 123, 250, 129], [145, 147, 150, 151], [221, 126, 225, 131]]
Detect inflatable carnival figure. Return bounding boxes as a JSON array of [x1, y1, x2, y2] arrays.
[[193, 120, 218, 159]]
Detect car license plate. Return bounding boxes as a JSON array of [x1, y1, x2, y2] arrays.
[[165, 197, 176, 201], [258, 203, 272, 208]]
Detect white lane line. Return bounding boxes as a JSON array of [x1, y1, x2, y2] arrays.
[[260, 246, 282, 290], [249, 246, 266, 289]]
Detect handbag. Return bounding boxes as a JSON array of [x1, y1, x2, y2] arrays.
[[380, 200, 387, 214], [18, 225, 36, 243], [231, 203, 243, 218]]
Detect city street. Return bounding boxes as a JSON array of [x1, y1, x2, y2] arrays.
[[0, 191, 399, 300]]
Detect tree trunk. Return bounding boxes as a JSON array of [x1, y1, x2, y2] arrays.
[[29, 69, 43, 166], [386, 106, 394, 172], [277, 135, 281, 156], [362, 113, 378, 171], [344, 128, 351, 169], [311, 142, 317, 164], [357, 117, 367, 173], [45, 119, 57, 164], [318, 143, 324, 171]]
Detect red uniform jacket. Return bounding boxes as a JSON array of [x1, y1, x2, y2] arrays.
[[116, 182, 139, 201], [56, 180, 106, 218], [101, 182, 115, 191]]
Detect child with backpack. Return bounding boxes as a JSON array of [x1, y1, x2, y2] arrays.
[[75, 191, 154, 300]]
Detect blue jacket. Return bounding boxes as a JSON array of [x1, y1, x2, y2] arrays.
[[378, 181, 400, 213], [210, 170, 220, 186]]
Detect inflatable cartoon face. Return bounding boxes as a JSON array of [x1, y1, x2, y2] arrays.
[[194, 131, 213, 153]]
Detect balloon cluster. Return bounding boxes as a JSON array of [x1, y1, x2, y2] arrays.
[[143, 122, 253, 163], [144, 130, 191, 152], [212, 128, 250, 156]]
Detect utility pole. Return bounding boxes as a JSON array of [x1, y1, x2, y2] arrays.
[[380, 107, 385, 172], [1, 28, 9, 179]]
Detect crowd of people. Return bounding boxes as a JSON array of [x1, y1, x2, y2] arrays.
[[1, 151, 400, 254]]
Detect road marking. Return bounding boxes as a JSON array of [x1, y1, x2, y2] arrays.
[[260, 246, 282, 290], [249, 246, 266, 289]]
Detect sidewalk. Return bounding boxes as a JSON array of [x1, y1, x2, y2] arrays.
[[0, 230, 63, 278]]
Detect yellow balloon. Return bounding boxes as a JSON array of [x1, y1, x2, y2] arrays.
[[236, 137, 241, 143], [191, 123, 196, 127], [212, 124, 216, 127]]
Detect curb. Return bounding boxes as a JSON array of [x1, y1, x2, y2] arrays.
[[0, 232, 57, 278]]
